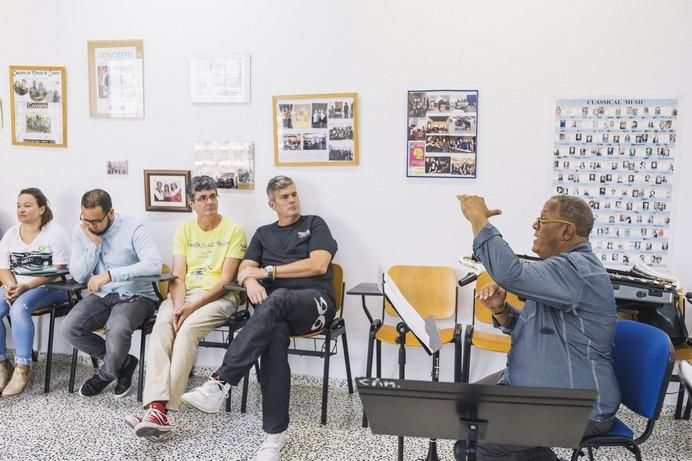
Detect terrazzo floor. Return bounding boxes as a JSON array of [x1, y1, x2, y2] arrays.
[[0, 354, 691, 460]]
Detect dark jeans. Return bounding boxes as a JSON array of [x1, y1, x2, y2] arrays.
[[215, 287, 335, 434], [475, 370, 613, 461], [61, 293, 157, 380]]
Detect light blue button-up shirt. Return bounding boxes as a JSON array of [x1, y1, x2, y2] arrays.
[[70, 214, 162, 301], [473, 223, 621, 422]]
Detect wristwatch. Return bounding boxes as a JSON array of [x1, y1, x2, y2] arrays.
[[264, 265, 275, 279]]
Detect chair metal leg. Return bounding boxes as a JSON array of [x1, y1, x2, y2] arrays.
[[684, 397, 692, 420], [137, 331, 147, 402], [342, 332, 354, 394], [675, 378, 685, 419], [363, 328, 376, 428], [376, 340, 382, 378], [454, 333, 462, 383], [587, 447, 594, 461], [254, 361, 261, 384], [68, 348, 78, 393], [44, 308, 57, 393], [320, 332, 333, 425], [396, 324, 407, 461], [226, 386, 232, 413], [240, 369, 251, 413], [90, 356, 99, 369]]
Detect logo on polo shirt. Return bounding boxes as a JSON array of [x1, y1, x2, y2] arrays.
[[298, 229, 311, 239]]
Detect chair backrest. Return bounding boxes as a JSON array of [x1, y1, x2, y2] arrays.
[[384, 265, 457, 320], [473, 271, 524, 324], [158, 263, 171, 300], [331, 263, 344, 313], [614, 320, 674, 420]]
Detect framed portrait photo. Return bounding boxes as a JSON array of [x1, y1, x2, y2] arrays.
[[9, 65, 67, 147], [144, 170, 191, 212], [88, 40, 144, 118], [272, 92, 359, 166]]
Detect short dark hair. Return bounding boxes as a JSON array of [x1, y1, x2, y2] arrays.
[[187, 175, 217, 202], [550, 195, 594, 238], [266, 175, 294, 200], [81, 189, 112, 212], [19, 187, 53, 229]]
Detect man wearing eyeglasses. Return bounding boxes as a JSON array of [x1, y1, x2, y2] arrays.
[[179, 175, 337, 461], [62, 189, 162, 398], [127, 175, 247, 439], [457, 194, 620, 461]]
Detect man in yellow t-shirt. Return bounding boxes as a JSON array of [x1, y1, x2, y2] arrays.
[[127, 176, 247, 439]]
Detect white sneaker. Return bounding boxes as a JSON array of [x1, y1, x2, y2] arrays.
[[255, 430, 289, 461], [681, 360, 692, 391], [180, 377, 230, 413]]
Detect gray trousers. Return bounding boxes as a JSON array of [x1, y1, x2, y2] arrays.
[[475, 370, 613, 461], [61, 293, 157, 380]]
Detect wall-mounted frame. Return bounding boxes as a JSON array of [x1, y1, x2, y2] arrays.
[[9, 65, 67, 147], [190, 54, 251, 103], [193, 141, 255, 190], [407, 89, 478, 178], [88, 39, 144, 118], [272, 92, 359, 166], [144, 170, 191, 212]]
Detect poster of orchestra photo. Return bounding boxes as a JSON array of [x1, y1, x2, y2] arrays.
[[407, 89, 478, 178], [272, 92, 358, 166]]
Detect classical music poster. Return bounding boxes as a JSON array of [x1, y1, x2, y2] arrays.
[[553, 98, 678, 269]]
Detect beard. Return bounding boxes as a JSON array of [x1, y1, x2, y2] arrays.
[[92, 215, 114, 235]]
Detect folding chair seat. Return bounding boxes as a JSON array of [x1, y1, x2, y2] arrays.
[[364, 265, 461, 407]]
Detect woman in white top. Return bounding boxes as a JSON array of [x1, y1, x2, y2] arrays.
[[0, 188, 70, 396]]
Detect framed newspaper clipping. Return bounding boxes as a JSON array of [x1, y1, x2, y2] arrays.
[[9, 66, 67, 147], [88, 40, 144, 118], [272, 92, 359, 166]]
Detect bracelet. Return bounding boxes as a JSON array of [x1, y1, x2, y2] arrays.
[[273, 266, 277, 280]]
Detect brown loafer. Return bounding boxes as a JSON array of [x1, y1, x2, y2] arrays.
[[2, 365, 32, 396]]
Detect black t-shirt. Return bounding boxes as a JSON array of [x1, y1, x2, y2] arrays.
[[245, 215, 338, 298]]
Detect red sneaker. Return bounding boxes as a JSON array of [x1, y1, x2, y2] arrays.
[[134, 408, 173, 438]]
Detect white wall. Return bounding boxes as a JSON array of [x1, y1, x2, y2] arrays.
[[1, 0, 691, 384]]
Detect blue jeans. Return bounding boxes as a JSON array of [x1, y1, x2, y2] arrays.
[[0, 286, 69, 365]]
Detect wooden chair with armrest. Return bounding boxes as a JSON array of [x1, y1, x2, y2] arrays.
[[460, 271, 525, 383]]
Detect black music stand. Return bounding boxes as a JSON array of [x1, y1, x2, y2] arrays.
[[357, 378, 596, 461], [381, 272, 444, 461]]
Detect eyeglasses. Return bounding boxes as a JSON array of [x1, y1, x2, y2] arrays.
[[194, 193, 218, 203], [534, 217, 575, 228], [80, 212, 109, 226]]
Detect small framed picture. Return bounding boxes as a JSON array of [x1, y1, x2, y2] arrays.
[[143, 170, 191, 212]]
